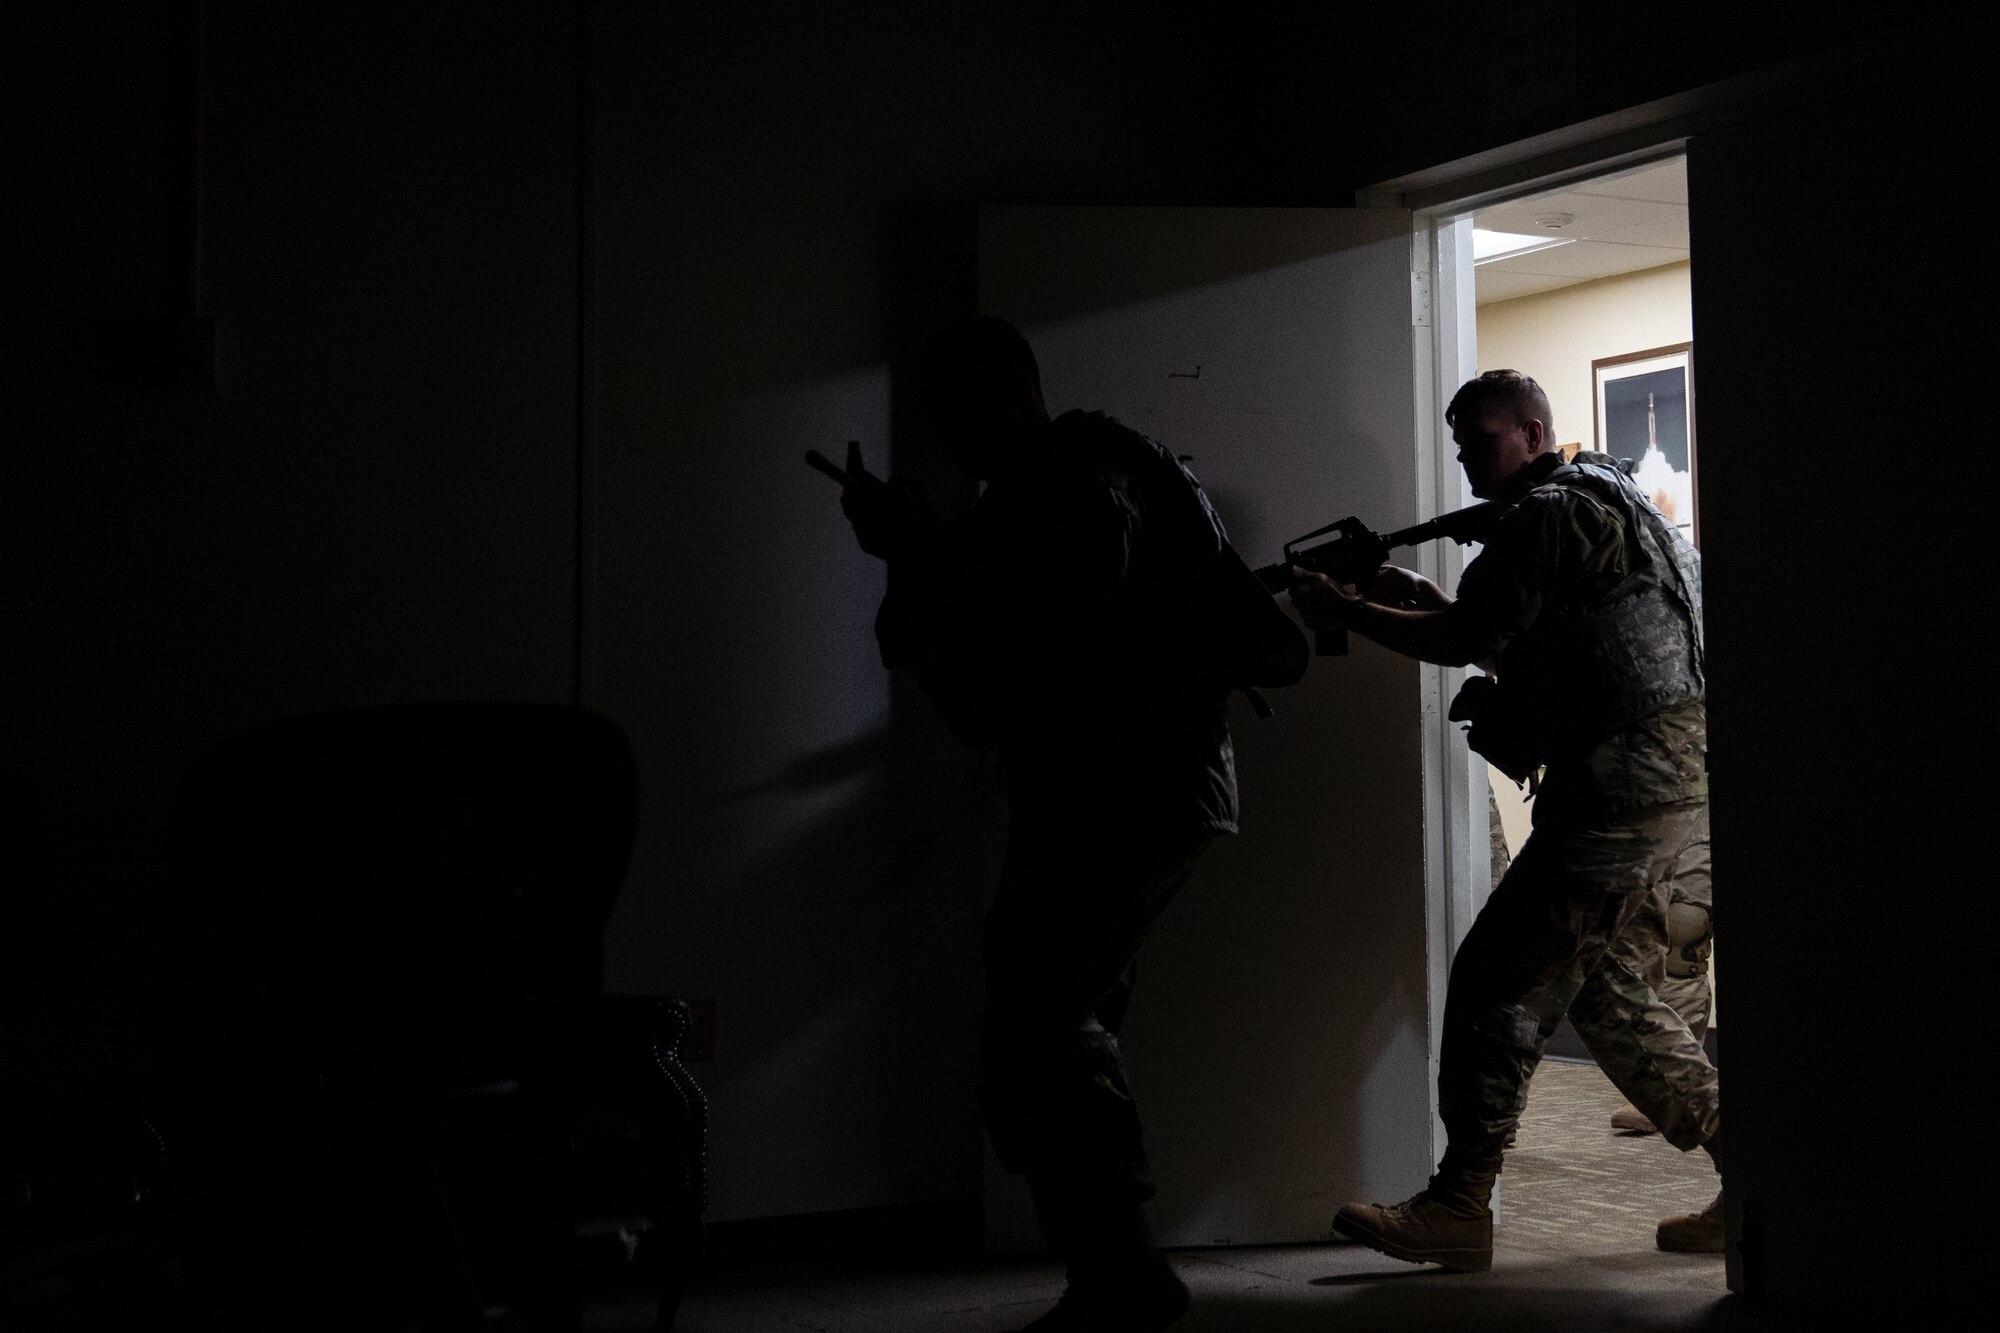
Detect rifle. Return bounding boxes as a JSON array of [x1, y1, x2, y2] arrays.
[[806, 442, 874, 488], [1254, 502, 1500, 655]]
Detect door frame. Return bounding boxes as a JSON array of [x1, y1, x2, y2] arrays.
[[1365, 21, 1933, 1171]]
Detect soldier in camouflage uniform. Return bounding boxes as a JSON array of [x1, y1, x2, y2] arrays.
[[1290, 369, 1722, 1270], [840, 317, 1245, 1332]]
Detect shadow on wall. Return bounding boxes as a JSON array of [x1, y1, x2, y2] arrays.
[[663, 632, 991, 1222], [591, 207, 998, 1224]]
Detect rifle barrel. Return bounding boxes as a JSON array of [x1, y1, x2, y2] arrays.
[[1383, 501, 1498, 550]]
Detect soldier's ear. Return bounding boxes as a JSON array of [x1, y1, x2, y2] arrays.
[[1524, 417, 1548, 450]]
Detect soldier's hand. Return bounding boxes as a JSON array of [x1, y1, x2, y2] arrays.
[[1287, 566, 1365, 629], [840, 444, 932, 560]]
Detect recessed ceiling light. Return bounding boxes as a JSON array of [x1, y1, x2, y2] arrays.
[[1473, 228, 1578, 266]]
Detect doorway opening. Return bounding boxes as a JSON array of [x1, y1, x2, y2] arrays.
[[1461, 154, 1715, 1067], [1408, 151, 1719, 1248]]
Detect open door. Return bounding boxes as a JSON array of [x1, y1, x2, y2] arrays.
[[980, 207, 1437, 1246]]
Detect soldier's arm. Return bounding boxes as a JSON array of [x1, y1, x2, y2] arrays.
[[1289, 572, 1487, 666], [1366, 565, 1451, 611], [1291, 494, 1577, 666]]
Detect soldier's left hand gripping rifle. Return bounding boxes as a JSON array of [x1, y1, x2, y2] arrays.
[[808, 441, 935, 560], [1254, 502, 1501, 655]]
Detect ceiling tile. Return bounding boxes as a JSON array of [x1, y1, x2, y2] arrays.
[[1589, 215, 1691, 250], [1478, 193, 1682, 243], [1471, 156, 1690, 303]]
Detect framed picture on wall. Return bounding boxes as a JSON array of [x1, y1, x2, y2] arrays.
[[1593, 342, 1696, 545]]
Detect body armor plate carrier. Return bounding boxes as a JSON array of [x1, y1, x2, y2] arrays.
[[1494, 452, 1705, 762]]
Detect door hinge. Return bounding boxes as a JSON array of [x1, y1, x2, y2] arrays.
[[1411, 271, 1433, 327]]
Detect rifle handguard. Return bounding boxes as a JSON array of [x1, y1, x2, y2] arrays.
[[1259, 500, 1503, 657]]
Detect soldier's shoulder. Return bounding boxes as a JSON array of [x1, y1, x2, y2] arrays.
[[1054, 408, 1164, 459], [1487, 484, 1617, 562], [1497, 483, 1587, 527], [1055, 410, 1189, 484], [1525, 472, 1622, 523]]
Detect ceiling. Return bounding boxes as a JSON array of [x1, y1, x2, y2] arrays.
[[1472, 157, 1688, 305]]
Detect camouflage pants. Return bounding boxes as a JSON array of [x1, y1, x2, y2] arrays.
[[979, 820, 1214, 1210], [1652, 826, 1713, 1044], [1489, 788, 1714, 1044], [1442, 799, 1718, 1165]]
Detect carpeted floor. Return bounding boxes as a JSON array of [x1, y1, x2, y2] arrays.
[[1499, 1058, 1719, 1262], [600, 1060, 1754, 1332]]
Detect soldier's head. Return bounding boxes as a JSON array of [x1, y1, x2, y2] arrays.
[[1447, 370, 1553, 499], [918, 317, 1052, 479]]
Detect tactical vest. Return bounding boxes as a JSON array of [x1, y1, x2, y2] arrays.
[[1052, 412, 1307, 711], [1496, 452, 1705, 760]]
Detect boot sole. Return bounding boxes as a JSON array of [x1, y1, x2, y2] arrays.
[[1331, 1214, 1492, 1273]]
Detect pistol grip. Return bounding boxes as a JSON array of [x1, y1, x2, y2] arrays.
[[1315, 626, 1349, 656]]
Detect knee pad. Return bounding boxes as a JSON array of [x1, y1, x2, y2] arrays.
[[1666, 901, 1713, 980]]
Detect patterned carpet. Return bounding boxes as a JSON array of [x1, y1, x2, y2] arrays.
[[1501, 1057, 1720, 1262]]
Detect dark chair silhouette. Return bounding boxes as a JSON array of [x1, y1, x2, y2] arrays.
[[162, 702, 703, 1331]]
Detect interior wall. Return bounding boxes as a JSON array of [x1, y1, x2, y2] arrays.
[[1476, 262, 1694, 454], [979, 206, 1434, 1246], [1689, 64, 1978, 1317], [7, 2, 578, 1065], [586, 2, 1236, 1223]]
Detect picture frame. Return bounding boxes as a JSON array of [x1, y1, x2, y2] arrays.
[[1592, 342, 1696, 545]]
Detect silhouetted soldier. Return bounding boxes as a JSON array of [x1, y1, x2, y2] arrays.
[[1291, 369, 1722, 1269], [837, 317, 1242, 1331]]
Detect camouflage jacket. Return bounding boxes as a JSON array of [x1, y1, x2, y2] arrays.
[[1446, 451, 1707, 824]]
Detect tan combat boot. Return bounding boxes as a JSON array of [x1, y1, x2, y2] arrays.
[[1611, 1101, 1660, 1134], [1656, 1190, 1724, 1253], [1331, 1158, 1496, 1273]]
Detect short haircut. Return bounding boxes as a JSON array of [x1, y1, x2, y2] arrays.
[[1446, 369, 1553, 436], [918, 316, 1044, 416]]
